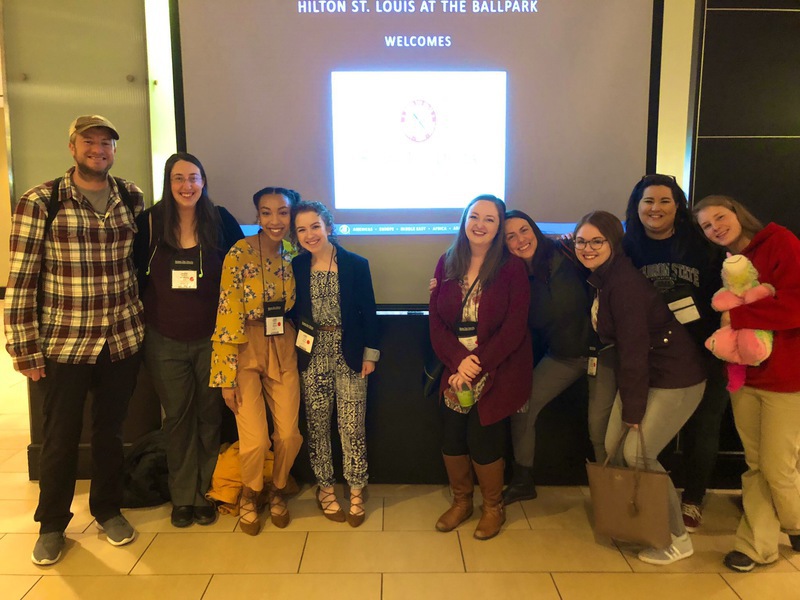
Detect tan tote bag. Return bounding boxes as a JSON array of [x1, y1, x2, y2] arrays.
[[586, 428, 671, 548]]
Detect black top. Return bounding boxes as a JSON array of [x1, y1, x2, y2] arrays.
[[133, 204, 244, 340], [527, 239, 593, 362], [623, 231, 724, 347]]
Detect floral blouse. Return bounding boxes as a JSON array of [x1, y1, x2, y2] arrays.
[[209, 238, 296, 388]]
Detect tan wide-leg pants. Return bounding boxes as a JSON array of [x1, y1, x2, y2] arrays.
[[732, 386, 800, 564], [235, 321, 303, 491]]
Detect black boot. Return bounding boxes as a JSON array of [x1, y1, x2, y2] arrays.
[[501, 462, 536, 505]]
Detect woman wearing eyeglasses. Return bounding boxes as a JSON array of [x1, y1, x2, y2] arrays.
[[134, 153, 243, 528], [209, 186, 304, 534], [694, 196, 800, 573], [575, 210, 706, 565], [623, 174, 727, 534], [429, 195, 532, 540], [501, 210, 616, 505]]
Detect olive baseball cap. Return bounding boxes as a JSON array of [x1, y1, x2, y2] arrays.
[[68, 115, 120, 140]]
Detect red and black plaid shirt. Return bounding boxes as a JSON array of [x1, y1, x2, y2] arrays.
[[4, 168, 145, 371]]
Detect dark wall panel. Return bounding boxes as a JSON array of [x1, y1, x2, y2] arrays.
[[693, 138, 800, 234], [698, 11, 800, 136]]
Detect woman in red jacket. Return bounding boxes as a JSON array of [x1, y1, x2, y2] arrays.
[[694, 196, 800, 572], [429, 194, 532, 540]]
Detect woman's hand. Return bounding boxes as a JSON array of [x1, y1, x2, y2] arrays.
[[721, 310, 731, 327], [623, 422, 639, 430], [361, 360, 376, 378], [449, 372, 472, 391], [222, 387, 242, 415], [457, 354, 481, 381], [429, 278, 437, 293]]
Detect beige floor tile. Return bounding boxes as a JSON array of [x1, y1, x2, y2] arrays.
[[723, 571, 800, 599], [0, 472, 39, 501], [461, 529, 630, 572], [24, 574, 210, 600], [0, 390, 29, 415], [383, 487, 528, 532], [131, 531, 306, 574], [384, 573, 561, 600], [0, 449, 29, 473], [120, 503, 239, 533], [281, 496, 383, 531], [620, 531, 798, 573], [700, 491, 743, 533], [0, 495, 96, 534], [0, 448, 19, 466], [0, 575, 40, 600], [553, 573, 739, 599], [0, 413, 29, 429], [0, 431, 31, 450], [0, 532, 155, 576], [300, 531, 464, 573], [366, 483, 447, 498], [520, 486, 594, 532], [204, 573, 381, 600]]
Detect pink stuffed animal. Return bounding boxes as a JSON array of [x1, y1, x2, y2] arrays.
[[705, 254, 774, 391]]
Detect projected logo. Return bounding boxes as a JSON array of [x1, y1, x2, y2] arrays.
[[400, 99, 437, 142], [331, 71, 507, 210]]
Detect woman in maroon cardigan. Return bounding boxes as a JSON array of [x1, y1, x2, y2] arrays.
[[429, 194, 532, 540]]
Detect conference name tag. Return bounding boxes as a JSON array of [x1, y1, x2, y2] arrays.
[[171, 257, 199, 290], [456, 321, 478, 350], [263, 301, 285, 336], [295, 318, 317, 354], [668, 296, 701, 324]]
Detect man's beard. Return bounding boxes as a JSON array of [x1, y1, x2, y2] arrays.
[[76, 161, 110, 181]]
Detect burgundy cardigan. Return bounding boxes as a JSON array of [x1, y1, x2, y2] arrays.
[[429, 253, 533, 425]]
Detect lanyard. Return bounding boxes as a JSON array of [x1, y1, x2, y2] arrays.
[[258, 231, 286, 302]]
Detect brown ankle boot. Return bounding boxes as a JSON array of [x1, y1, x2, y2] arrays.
[[436, 454, 474, 532], [473, 458, 506, 540]]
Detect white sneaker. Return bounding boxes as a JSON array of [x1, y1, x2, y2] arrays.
[[637, 533, 694, 565]]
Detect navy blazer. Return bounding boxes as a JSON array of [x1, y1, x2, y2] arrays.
[[292, 244, 380, 373]]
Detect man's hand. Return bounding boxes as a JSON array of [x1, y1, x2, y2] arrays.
[[20, 367, 46, 381]]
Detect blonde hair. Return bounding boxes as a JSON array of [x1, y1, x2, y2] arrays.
[[692, 195, 764, 240]]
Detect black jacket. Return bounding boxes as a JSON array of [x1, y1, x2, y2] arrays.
[[292, 244, 380, 373], [133, 203, 243, 294]]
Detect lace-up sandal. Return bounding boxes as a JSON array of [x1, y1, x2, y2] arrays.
[[239, 486, 261, 535], [316, 486, 346, 522], [347, 487, 366, 528], [269, 484, 290, 529]]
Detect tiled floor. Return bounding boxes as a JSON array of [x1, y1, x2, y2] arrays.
[[1, 303, 799, 598]]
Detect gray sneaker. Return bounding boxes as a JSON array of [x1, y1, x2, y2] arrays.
[[97, 514, 136, 546], [31, 531, 66, 565]]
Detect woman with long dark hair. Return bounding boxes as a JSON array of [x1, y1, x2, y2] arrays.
[[134, 152, 243, 528], [210, 186, 304, 534], [694, 196, 800, 572], [575, 210, 706, 565], [623, 174, 727, 532], [501, 209, 615, 504], [429, 195, 532, 540]]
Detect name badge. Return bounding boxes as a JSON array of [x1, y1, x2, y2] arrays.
[[295, 318, 317, 354], [668, 296, 701, 324], [264, 301, 285, 336], [587, 346, 598, 377], [171, 256, 199, 290], [456, 321, 478, 349]]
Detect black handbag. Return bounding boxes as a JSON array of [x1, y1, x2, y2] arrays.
[[422, 353, 444, 397]]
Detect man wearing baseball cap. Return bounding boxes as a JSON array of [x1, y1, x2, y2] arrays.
[[5, 115, 145, 565]]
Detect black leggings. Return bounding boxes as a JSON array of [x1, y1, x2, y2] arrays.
[[441, 404, 506, 465]]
